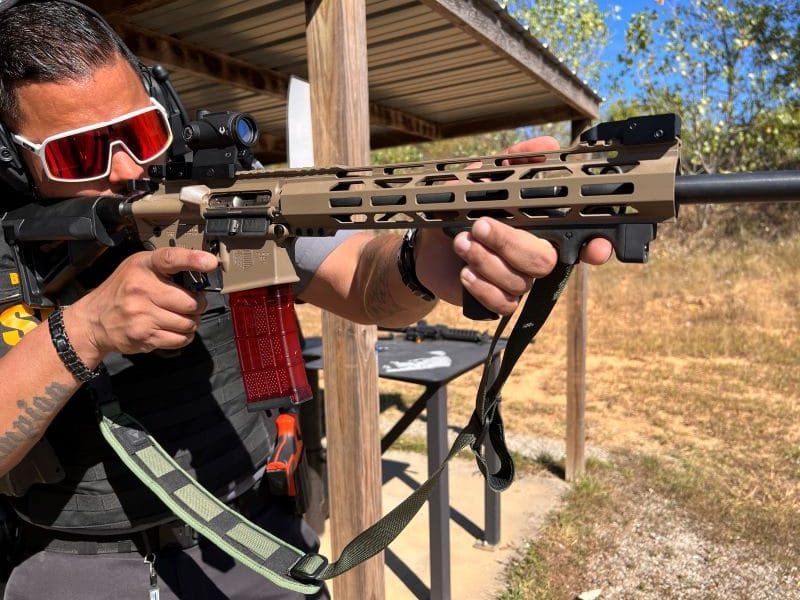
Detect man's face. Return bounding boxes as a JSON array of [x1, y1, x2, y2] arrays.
[[13, 53, 159, 199]]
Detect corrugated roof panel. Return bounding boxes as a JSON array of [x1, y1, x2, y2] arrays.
[[94, 0, 600, 161]]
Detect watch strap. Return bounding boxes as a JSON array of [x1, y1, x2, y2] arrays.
[[397, 229, 435, 301]]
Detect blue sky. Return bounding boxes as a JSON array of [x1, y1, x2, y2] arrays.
[[595, 0, 663, 101], [501, 0, 670, 101], [598, 0, 657, 62]]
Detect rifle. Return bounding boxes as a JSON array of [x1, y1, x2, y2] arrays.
[[3, 113, 800, 413], [380, 320, 489, 344], [4, 113, 800, 591]]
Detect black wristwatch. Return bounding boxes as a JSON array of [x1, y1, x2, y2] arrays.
[[397, 229, 436, 302], [48, 307, 105, 383]]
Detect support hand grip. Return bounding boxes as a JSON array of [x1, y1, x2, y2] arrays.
[[462, 223, 657, 320]]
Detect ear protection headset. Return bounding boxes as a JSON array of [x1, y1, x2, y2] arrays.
[[0, 0, 189, 198]]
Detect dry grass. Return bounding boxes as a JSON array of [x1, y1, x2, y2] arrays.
[[498, 234, 800, 598]]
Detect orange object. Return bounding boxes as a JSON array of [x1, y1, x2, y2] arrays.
[[266, 412, 304, 497]]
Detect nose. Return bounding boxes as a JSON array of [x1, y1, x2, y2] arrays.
[[107, 146, 146, 186]]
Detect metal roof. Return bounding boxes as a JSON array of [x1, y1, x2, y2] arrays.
[[86, 0, 602, 163]]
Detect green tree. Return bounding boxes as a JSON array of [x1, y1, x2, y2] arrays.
[[609, 0, 800, 239], [500, 0, 613, 88], [611, 0, 799, 174], [748, 0, 800, 95]]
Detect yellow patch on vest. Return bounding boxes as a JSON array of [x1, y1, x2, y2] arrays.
[[0, 304, 39, 346], [9, 272, 19, 286]]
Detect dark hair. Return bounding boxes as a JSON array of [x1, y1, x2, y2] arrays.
[[0, 1, 139, 127]]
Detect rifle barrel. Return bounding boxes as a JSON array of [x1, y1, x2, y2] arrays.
[[675, 171, 800, 205]]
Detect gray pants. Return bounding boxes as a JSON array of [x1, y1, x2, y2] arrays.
[[3, 503, 328, 600]]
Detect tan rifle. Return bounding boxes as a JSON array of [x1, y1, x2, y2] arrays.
[[5, 113, 800, 590], [4, 114, 800, 409]]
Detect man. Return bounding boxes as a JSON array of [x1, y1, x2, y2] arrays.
[[0, 2, 611, 599]]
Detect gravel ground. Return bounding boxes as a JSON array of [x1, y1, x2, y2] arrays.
[[581, 486, 800, 600], [380, 416, 800, 600]]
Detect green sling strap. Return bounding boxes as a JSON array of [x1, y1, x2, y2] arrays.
[[94, 262, 573, 591], [96, 400, 323, 595]]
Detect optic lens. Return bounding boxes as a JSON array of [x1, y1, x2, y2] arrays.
[[234, 115, 259, 146]]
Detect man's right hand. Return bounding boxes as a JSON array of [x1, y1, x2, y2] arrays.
[[64, 247, 219, 366]]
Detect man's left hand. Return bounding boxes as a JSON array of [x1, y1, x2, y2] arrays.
[[413, 136, 613, 316]]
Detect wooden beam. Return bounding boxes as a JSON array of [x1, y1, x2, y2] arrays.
[[419, 0, 600, 121], [565, 118, 592, 482], [369, 101, 441, 141], [305, 2, 385, 599], [368, 103, 582, 150], [440, 105, 582, 138], [565, 261, 587, 482], [109, 20, 291, 97]]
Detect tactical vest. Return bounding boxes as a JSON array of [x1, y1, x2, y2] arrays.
[[0, 240, 273, 531]]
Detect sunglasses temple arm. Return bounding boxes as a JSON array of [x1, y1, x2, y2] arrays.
[[10, 134, 40, 153]]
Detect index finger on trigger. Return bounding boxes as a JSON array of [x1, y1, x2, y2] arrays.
[[148, 246, 219, 276]]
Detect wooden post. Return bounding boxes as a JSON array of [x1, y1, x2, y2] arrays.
[[305, 2, 385, 599], [565, 118, 591, 482]]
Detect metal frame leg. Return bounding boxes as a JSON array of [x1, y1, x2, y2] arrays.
[[484, 354, 501, 546], [427, 384, 451, 600]]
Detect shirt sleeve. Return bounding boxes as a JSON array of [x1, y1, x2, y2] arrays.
[[286, 231, 360, 296]]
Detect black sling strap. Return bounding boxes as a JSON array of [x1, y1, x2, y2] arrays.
[[97, 263, 574, 590]]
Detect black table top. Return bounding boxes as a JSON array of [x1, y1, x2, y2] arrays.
[[302, 335, 506, 386]]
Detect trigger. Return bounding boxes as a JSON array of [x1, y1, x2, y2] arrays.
[[177, 268, 222, 291]]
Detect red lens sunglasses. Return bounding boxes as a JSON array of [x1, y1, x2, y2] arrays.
[[12, 98, 173, 183]]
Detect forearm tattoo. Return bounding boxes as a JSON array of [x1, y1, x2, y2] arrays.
[[361, 240, 406, 323], [0, 382, 68, 461]]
